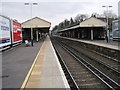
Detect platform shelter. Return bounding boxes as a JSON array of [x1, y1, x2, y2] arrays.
[[22, 17, 51, 42], [58, 17, 107, 40]]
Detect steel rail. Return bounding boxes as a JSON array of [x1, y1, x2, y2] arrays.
[[56, 39, 120, 90], [64, 42, 120, 74], [51, 38, 79, 90]]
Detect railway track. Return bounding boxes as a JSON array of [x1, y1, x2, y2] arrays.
[[51, 37, 120, 89], [53, 43, 79, 90], [56, 38, 120, 85], [64, 41, 120, 70], [60, 38, 120, 71]]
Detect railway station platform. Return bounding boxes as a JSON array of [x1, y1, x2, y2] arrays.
[[56, 36, 119, 50], [78, 39, 119, 51], [21, 36, 70, 89], [54, 35, 119, 61], [81, 40, 119, 50]]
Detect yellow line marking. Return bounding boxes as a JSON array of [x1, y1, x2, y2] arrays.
[[20, 40, 46, 90]]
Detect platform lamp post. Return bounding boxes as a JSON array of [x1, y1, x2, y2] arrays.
[[102, 5, 112, 42], [24, 3, 38, 46]]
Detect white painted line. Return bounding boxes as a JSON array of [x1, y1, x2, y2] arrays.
[[57, 36, 119, 51], [49, 36, 70, 88]]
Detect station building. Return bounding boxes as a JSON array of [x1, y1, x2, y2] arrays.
[[58, 17, 107, 40], [22, 17, 51, 42]]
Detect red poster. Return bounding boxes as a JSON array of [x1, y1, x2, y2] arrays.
[[13, 21, 22, 43]]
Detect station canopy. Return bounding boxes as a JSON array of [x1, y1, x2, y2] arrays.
[[22, 17, 51, 29], [80, 17, 107, 27]]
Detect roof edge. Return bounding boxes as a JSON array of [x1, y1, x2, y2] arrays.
[[80, 16, 107, 25], [22, 17, 51, 24]]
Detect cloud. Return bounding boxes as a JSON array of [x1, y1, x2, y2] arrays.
[[0, 0, 102, 3], [1, 2, 85, 20], [0, 0, 119, 29]]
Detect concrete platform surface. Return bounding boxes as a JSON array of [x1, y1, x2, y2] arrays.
[[57, 36, 119, 50], [2, 40, 43, 88], [81, 40, 119, 50], [22, 36, 70, 89]]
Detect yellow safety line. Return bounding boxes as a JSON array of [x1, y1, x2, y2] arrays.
[[20, 40, 46, 90]]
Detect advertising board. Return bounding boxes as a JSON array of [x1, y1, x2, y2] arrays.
[[0, 15, 11, 47], [12, 20, 22, 43]]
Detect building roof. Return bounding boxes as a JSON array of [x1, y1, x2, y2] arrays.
[[22, 17, 51, 28], [58, 25, 80, 32], [80, 17, 107, 27]]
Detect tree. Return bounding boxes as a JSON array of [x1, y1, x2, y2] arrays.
[[58, 22, 64, 30], [103, 10, 117, 19], [63, 19, 70, 28], [92, 11, 118, 19], [70, 17, 74, 25], [74, 14, 88, 23], [52, 25, 58, 31]]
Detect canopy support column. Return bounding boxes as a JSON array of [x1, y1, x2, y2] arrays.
[[91, 29, 93, 40], [36, 30, 38, 41]]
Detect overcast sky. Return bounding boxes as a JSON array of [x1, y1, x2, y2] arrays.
[[0, 0, 119, 29]]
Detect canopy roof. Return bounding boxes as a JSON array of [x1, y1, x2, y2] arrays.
[[80, 17, 107, 27], [22, 17, 51, 28]]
